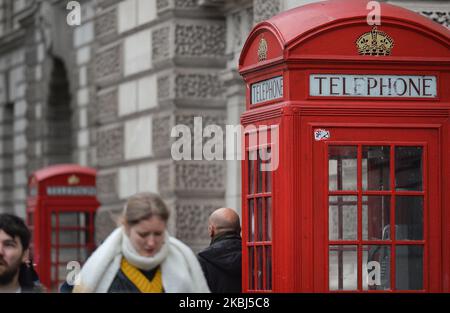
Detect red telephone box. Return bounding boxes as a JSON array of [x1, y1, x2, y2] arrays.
[[239, 0, 450, 292], [27, 164, 100, 290]]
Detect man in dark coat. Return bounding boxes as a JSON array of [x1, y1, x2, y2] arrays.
[[198, 208, 242, 293]]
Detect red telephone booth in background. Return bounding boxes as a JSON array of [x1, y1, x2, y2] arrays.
[[27, 164, 100, 290], [239, 0, 450, 292]]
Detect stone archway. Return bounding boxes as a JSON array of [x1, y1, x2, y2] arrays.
[[43, 56, 72, 165]]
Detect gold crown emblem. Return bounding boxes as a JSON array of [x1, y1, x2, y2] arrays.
[[68, 175, 80, 185], [356, 26, 394, 56], [258, 35, 268, 62]]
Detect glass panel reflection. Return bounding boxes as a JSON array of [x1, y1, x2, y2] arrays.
[[329, 245, 357, 291], [59, 231, 82, 245], [257, 246, 263, 290], [362, 146, 390, 191], [265, 148, 272, 192], [248, 247, 254, 290], [395, 147, 422, 191], [329, 146, 358, 191], [329, 196, 358, 240], [363, 245, 391, 290], [362, 196, 391, 240], [248, 151, 255, 194], [58, 248, 79, 263], [396, 196, 423, 240], [58, 213, 79, 227], [248, 199, 254, 242], [265, 197, 272, 241], [266, 246, 272, 290], [257, 198, 263, 241], [396, 245, 423, 290], [257, 151, 262, 193]]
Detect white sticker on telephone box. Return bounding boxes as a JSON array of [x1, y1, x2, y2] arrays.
[[314, 129, 330, 141]]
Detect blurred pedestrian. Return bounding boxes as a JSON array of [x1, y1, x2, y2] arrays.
[[198, 208, 242, 293], [72, 192, 210, 293]]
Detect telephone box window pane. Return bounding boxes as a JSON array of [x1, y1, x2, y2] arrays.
[[58, 248, 79, 263], [28, 213, 33, 226], [265, 147, 272, 192], [248, 199, 254, 242], [395, 196, 423, 240], [59, 231, 81, 245], [363, 245, 391, 291], [362, 146, 390, 191], [396, 246, 423, 290], [59, 265, 67, 283], [266, 246, 272, 290], [257, 152, 263, 193], [248, 151, 255, 194], [248, 247, 254, 290], [78, 213, 87, 228], [51, 265, 57, 281], [59, 212, 79, 227], [79, 231, 86, 245], [257, 246, 263, 290], [395, 147, 423, 191], [329, 196, 358, 240], [329, 245, 357, 291], [78, 248, 88, 261], [329, 146, 357, 191], [257, 198, 263, 241], [52, 213, 57, 227], [51, 249, 57, 263], [362, 196, 391, 240], [265, 197, 272, 241]]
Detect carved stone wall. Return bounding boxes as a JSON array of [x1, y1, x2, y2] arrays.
[[97, 171, 119, 203], [175, 73, 225, 99], [97, 88, 118, 124], [97, 125, 124, 166], [95, 6, 117, 46], [95, 45, 121, 83], [175, 22, 226, 57], [152, 26, 171, 62], [174, 198, 225, 251], [175, 162, 225, 191], [157, 75, 171, 99], [420, 11, 450, 28], [152, 114, 173, 157], [253, 0, 281, 24]]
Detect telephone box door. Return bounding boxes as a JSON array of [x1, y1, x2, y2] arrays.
[[45, 205, 96, 289], [312, 126, 440, 292]]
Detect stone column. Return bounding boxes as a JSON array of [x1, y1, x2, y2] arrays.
[[221, 1, 253, 214]]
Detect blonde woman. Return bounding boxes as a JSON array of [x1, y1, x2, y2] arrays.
[[73, 192, 210, 293]]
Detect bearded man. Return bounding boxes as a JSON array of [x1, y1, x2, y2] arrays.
[[0, 213, 43, 293]]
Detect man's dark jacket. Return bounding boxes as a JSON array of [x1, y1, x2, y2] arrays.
[[198, 232, 242, 293]]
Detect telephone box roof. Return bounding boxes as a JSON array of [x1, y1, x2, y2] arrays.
[[240, 0, 450, 67], [31, 164, 96, 182]]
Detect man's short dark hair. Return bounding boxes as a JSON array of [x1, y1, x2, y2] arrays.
[[0, 213, 31, 250]]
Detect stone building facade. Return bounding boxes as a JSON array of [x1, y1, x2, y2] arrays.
[[0, 0, 448, 252]]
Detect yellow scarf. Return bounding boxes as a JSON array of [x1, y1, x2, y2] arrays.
[[120, 258, 163, 293]]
